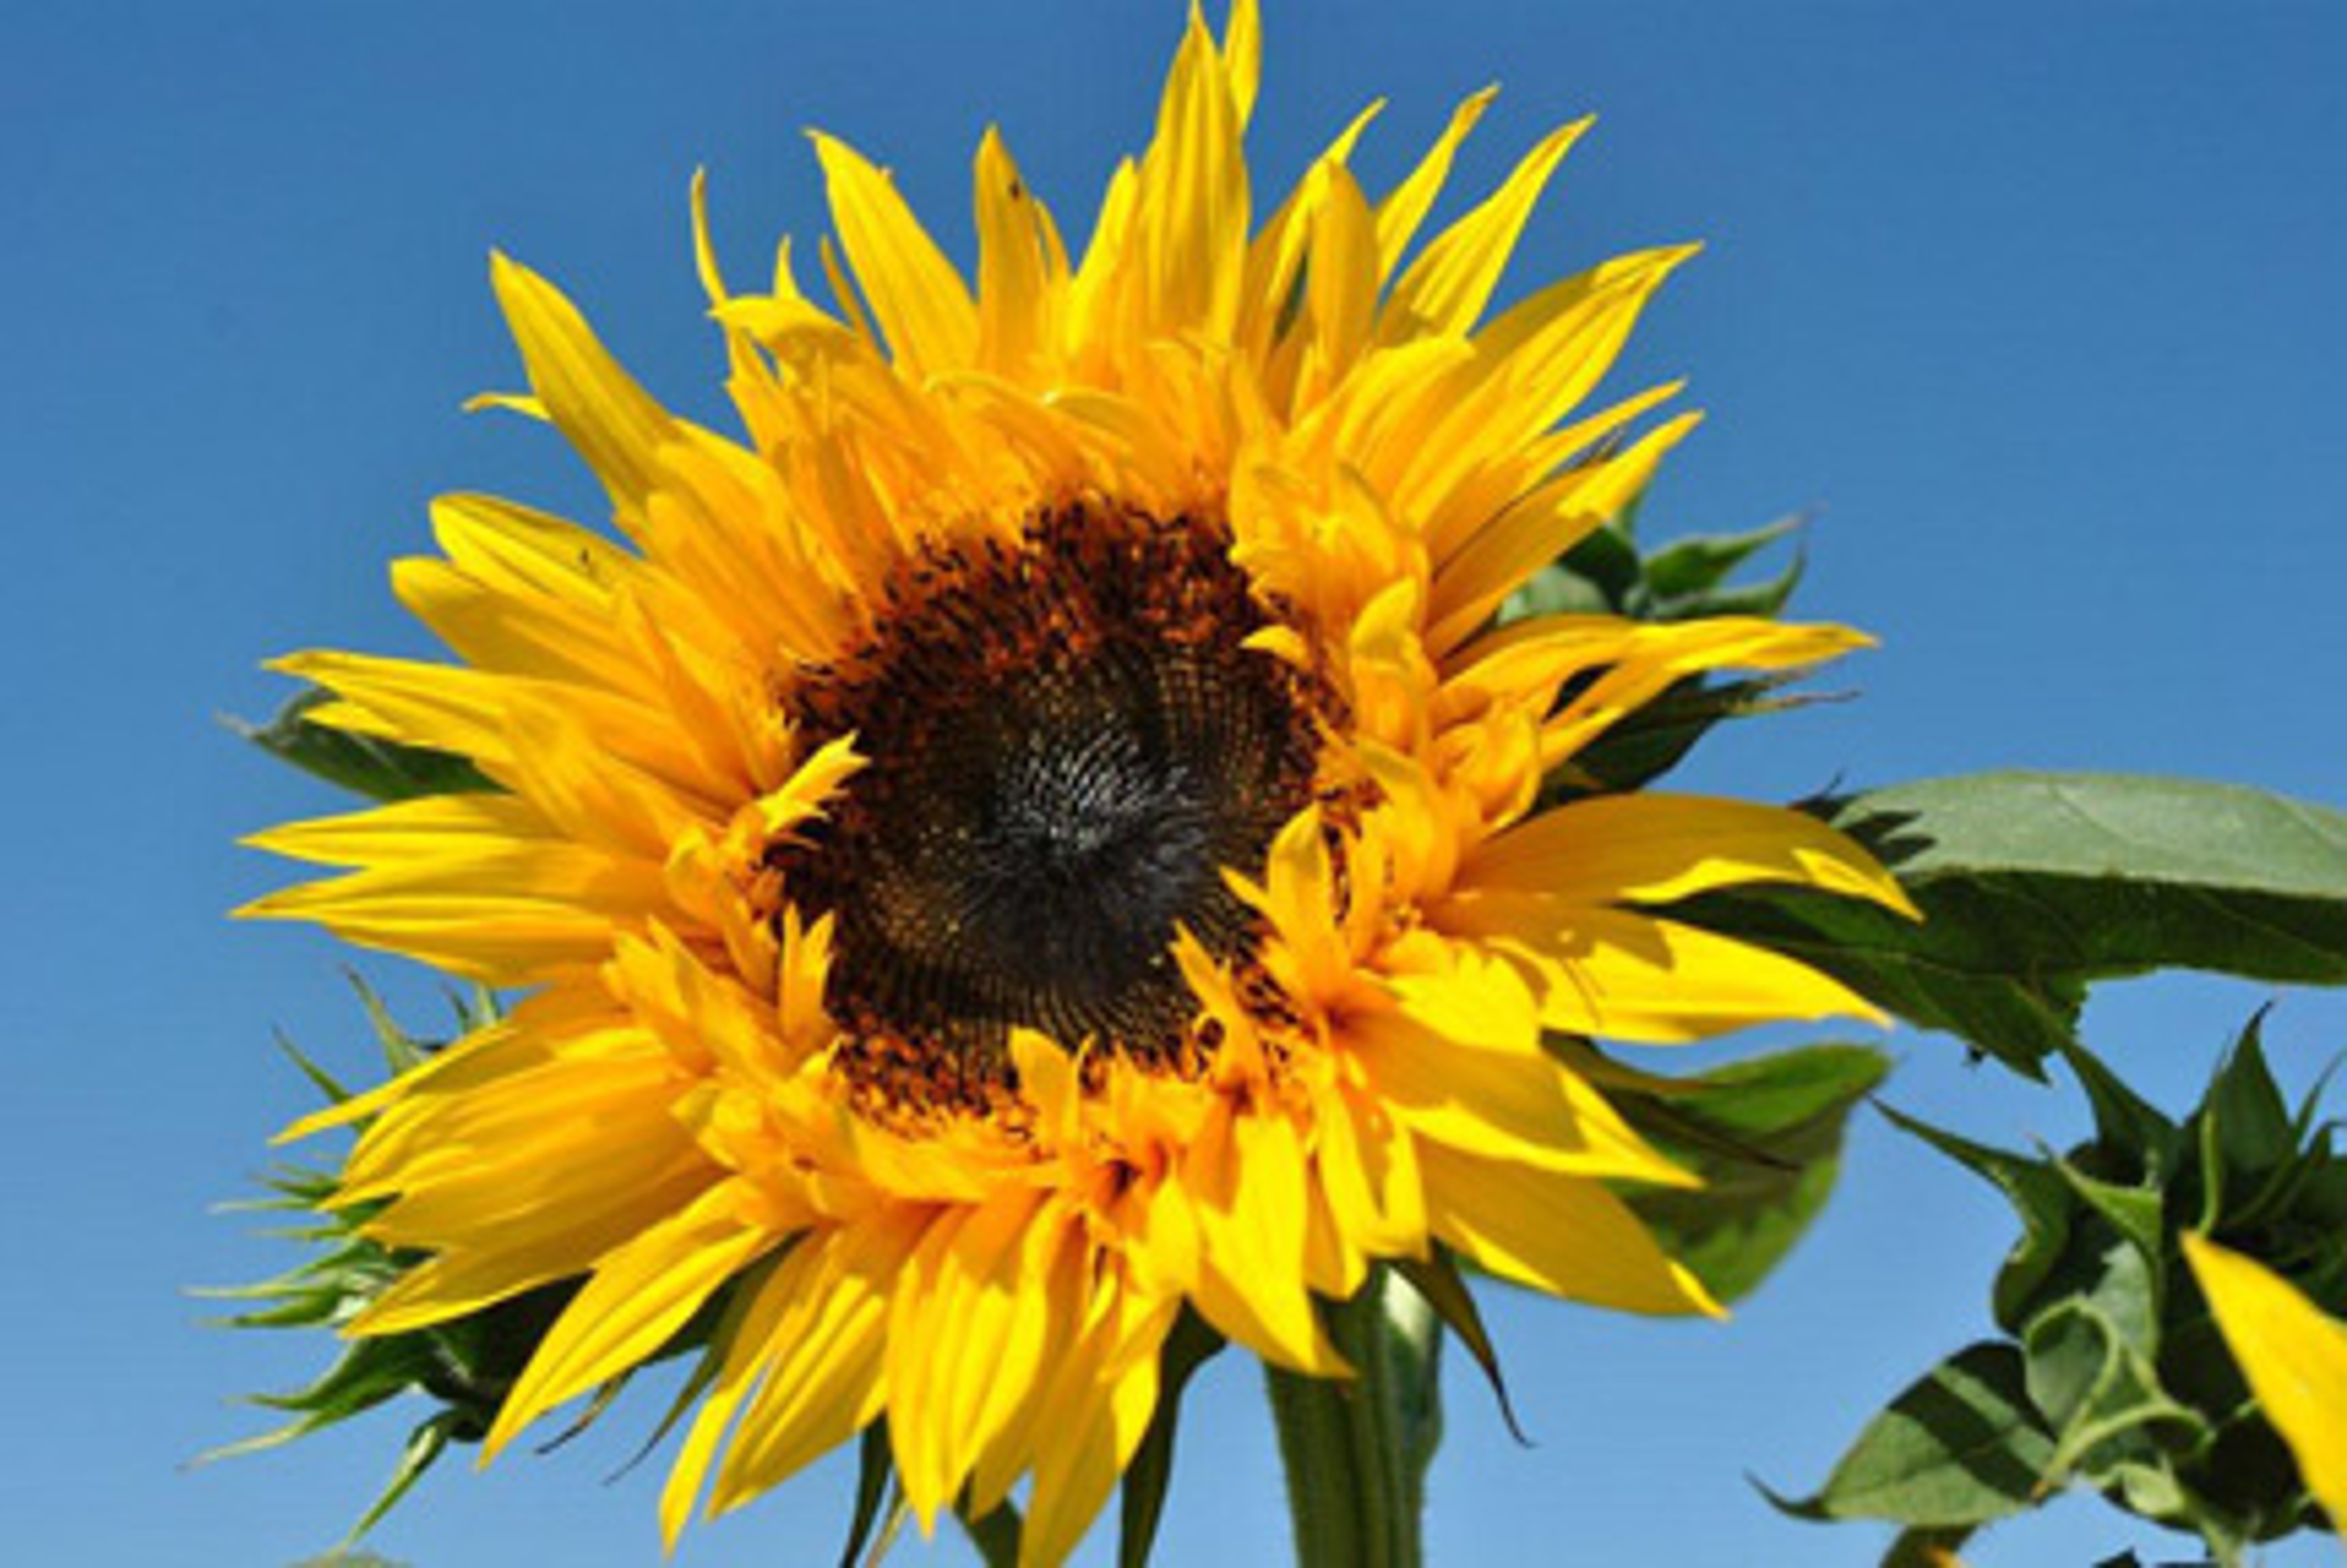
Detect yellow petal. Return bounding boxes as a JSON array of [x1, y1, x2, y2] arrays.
[[1021, 1280, 1177, 1568], [1134, 5, 1249, 340], [1425, 411, 1700, 656], [489, 252, 678, 516], [1444, 614, 1868, 768], [1226, 805, 1351, 1009], [1183, 1103, 1342, 1374], [1314, 1079, 1428, 1259], [1378, 117, 1592, 343], [1298, 164, 1378, 396], [276, 987, 617, 1142], [886, 1188, 1056, 1524], [2182, 1234, 2347, 1535], [659, 1250, 806, 1550], [1441, 896, 1887, 1044], [1351, 1005, 1694, 1187], [1235, 100, 1383, 365], [240, 811, 667, 983], [973, 128, 1065, 379], [267, 650, 517, 768], [1419, 1141, 1721, 1317], [482, 1181, 773, 1459], [242, 791, 552, 870], [965, 1220, 1090, 1517], [1374, 86, 1497, 281], [705, 1212, 926, 1519], [1467, 791, 1917, 917], [1220, 0, 1262, 129], [811, 131, 979, 379]]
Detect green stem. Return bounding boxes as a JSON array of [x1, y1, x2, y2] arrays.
[[1263, 1268, 1438, 1568]]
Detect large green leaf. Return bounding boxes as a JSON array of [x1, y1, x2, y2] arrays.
[[1681, 773, 2347, 1075], [1615, 1043, 1890, 1304], [232, 687, 495, 802], [1766, 1343, 2057, 1527]]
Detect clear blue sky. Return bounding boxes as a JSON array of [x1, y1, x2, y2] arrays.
[[5, 2, 2345, 1564]]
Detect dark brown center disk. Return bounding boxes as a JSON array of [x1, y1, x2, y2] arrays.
[[770, 503, 1325, 1114]]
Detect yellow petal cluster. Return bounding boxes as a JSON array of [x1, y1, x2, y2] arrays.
[[245, 6, 1912, 1561]]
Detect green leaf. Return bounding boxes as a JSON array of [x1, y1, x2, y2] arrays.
[[1765, 1343, 2057, 1528], [1617, 1044, 1890, 1303], [1682, 772, 2347, 1075], [1556, 673, 1815, 798], [1117, 1310, 1223, 1568], [233, 687, 495, 803]]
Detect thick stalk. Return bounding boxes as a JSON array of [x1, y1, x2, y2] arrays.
[[1263, 1268, 1438, 1568]]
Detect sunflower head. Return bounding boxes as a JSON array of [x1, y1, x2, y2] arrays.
[[244, 4, 1912, 1560]]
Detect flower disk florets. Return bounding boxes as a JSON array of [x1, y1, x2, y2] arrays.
[[772, 500, 1331, 1112]]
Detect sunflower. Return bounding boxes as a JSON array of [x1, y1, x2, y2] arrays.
[[244, 4, 1912, 1561]]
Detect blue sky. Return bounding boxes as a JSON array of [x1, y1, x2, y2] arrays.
[[4, 2, 2345, 1564]]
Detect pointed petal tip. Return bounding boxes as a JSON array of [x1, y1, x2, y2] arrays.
[[1678, 1262, 1730, 1322]]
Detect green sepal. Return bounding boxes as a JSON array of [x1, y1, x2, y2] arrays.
[[839, 1421, 898, 1568], [1377, 1267, 1445, 1531], [2046, 1157, 2167, 1299], [1550, 673, 1821, 799], [957, 1493, 1023, 1568], [1263, 1267, 1436, 1568], [2055, 1038, 2180, 1185], [1502, 504, 1807, 625], [341, 1411, 462, 1552], [1638, 515, 1802, 604], [2210, 1014, 2293, 1173], [233, 686, 496, 802], [1390, 1247, 1525, 1444]]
